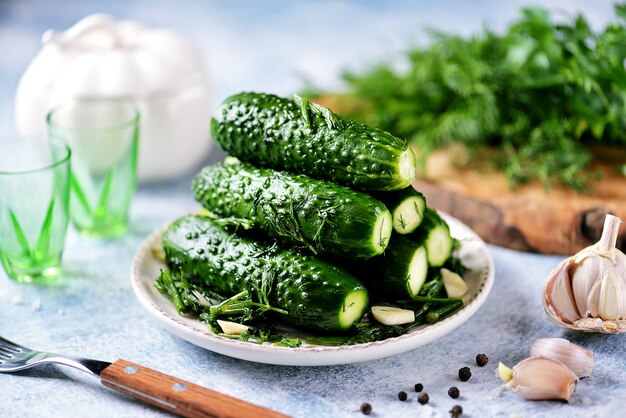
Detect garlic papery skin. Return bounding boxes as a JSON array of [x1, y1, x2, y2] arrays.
[[530, 338, 594, 378], [543, 214, 626, 333], [500, 357, 579, 402]]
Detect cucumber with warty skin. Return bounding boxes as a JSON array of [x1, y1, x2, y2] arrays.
[[337, 234, 428, 301], [192, 161, 392, 258], [161, 215, 369, 332], [411, 208, 453, 267], [374, 187, 426, 235], [210, 92, 416, 191]]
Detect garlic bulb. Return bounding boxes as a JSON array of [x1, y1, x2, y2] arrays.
[[543, 214, 626, 333], [530, 338, 594, 378], [499, 357, 579, 402]]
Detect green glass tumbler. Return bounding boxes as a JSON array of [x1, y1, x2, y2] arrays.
[[47, 98, 140, 238], [0, 138, 71, 282]]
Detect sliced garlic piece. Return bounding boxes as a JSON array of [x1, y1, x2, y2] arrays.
[[530, 338, 594, 378], [216, 319, 249, 335], [441, 268, 468, 298], [371, 306, 415, 325], [503, 357, 578, 402]]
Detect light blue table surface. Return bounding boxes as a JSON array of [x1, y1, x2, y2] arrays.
[[1, 1, 625, 417]]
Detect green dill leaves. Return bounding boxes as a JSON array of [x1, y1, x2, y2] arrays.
[[340, 4, 626, 191], [293, 94, 344, 130]]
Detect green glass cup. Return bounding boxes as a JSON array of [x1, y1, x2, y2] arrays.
[[47, 98, 140, 238], [0, 137, 71, 282]]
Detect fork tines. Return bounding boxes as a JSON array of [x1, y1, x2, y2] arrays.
[[0, 337, 22, 361], [0, 336, 23, 350], [0, 348, 15, 361]]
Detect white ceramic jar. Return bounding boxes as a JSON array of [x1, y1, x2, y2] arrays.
[[15, 14, 212, 183]]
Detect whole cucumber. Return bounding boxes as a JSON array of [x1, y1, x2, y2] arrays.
[[193, 161, 392, 258], [162, 215, 369, 332], [210, 92, 416, 191]]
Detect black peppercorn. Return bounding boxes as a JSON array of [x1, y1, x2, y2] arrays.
[[418, 393, 429, 405], [414, 383, 424, 392], [448, 386, 460, 399], [458, 366, 472, 381], [398, 391, 407, 401], [450, 404, 463, 417], [360, 402, 372, 415], [476, 353, 489, 367]]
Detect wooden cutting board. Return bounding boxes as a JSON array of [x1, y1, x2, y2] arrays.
[[315, 94, 626, 255], [412, 145, 626, 255]]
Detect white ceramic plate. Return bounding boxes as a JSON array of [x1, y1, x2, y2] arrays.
[[131, 214, 494, 366]]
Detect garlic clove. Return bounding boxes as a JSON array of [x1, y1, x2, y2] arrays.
[[599, 271, 626, 320], [501, 357, 578, 402], [371, 306, 415, 325], [216, 319, 249, 335], [530, 338, 594, 378], [586, 278, 602, 319], [571, 255, 599, 317], [544, 260, 581, 325], [441, 268, 468, 298]]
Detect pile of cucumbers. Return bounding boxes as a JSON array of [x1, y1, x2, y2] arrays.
[[156, 92, 464, 344]]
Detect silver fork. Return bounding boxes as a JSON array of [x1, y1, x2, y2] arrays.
[[0, 336, 286, 418]]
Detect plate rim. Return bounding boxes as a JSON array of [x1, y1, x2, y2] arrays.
[[130, 213, 495, 366]]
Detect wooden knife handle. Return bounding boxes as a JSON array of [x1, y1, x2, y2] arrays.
[[100, 359, 289, 418]]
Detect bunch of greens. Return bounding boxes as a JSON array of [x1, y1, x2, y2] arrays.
[[339, 4, 626, 191]]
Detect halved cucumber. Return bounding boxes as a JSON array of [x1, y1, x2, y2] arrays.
[[193, 161, 393, 258], [161, 215, 370, 332], [338, 235, 429, 301], [375, 187, 426, 235], [411, 208, 453, 267], [338, 289, 369, 329], [211, 92, 417, 191]]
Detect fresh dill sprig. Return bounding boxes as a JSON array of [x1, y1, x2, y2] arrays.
[[197, 209, 254, 232], [261, 201, 317, 253], [260, 198, 341, 255], [337, 4, 626, 191], [293, 94, 344, 130]]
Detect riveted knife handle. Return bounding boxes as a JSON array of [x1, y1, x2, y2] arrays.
[[100, 359, 289, 418]]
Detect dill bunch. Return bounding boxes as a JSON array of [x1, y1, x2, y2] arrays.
[[340, 4, 626, 191]]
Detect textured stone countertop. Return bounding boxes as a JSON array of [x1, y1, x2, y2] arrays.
[[1, 171, 625, 418]]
